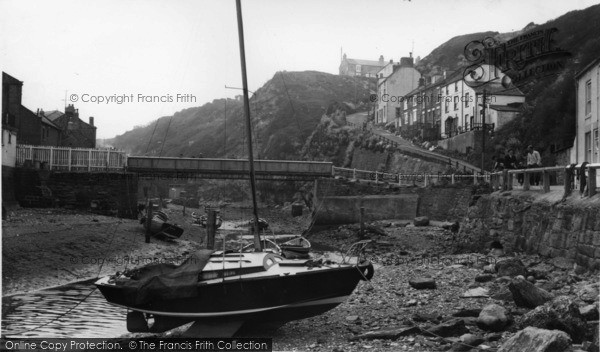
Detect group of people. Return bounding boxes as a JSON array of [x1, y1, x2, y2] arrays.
[[492, 145, 542, 186]]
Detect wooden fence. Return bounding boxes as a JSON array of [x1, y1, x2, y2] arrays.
[[16, 145, 127, 171]]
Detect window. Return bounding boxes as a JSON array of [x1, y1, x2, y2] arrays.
[[412, 108, 417, 123], [454, 96, 459, 111], [8, 133, 12, 144], [446, 86, 449, 95], [356, 65, 362, 74], [585, 80, 592, 116], [454, 82, 458, 92], [465, 92, 470, 107], [595, 128, 599, 162], [396, 107, 401, 118], [585, 131, 592, 162]]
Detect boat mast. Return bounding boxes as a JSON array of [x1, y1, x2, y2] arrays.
[[236, 0, 262, 251]]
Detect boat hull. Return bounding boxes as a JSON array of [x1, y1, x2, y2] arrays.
[[96, 264, 368, 326], [281, 246, 310, 259]]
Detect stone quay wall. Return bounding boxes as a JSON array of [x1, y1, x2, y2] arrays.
[[15, 169, 138, 219], [313, 178, 474, 225], [458, 191, 600, 269]]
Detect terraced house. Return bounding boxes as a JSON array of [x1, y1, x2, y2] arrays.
[[374, 55, 421, 125], [574, 57, 600, 168], [397, 65, 525, 153]]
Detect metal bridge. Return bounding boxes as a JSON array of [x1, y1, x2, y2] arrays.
[[126, 156, 333, 181]]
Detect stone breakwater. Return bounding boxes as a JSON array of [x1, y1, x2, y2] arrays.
[[457, 190, 600, 269]]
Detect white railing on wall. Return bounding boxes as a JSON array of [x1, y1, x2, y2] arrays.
[[16, 145, 127, 171], [332, 166, 489, 186], [488, 163, 600, 197], [332, 164, 599, 198]]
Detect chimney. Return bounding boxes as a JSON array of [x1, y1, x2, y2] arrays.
[[65, 104, 75, 117], [389, 59, 393, 64], [89, 116, 94, 126], [443, 70, 447, 79], [379, 55, 384, 64], [400, 56, 414, 67], [418, 78, 425, 87]]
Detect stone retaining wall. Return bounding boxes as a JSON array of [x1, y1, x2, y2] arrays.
[[15, 169, 138, 219], [313, 178, 473, 224], [458, 191, 600, 269]]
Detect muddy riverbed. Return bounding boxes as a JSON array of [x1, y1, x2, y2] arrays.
[[2, 205, 599, 351]]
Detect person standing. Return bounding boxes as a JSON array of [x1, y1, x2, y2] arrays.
[[504, 149, 518, 187], [526, 145, 542, 186], [504, 149, 517, 170]]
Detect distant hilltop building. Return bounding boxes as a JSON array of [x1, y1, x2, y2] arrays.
[[339, 54, 386, 78]]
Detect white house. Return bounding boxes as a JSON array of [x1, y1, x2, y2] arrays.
[[439, 65, 525, 138], [574, 57, 600, 167], [375, 56, 421, 125]]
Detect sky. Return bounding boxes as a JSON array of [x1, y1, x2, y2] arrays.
[[1, 0, 598, 139]]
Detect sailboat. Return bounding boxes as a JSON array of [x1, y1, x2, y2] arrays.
[[95, 0, 373, 335]]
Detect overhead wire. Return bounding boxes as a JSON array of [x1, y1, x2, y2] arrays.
[[144, 119, 161, 155], [278, 71, 302, 133]]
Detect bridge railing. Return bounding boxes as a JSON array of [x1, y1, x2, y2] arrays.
[[488, 163, 600, 197], [127, 156, 333, 180], [16, 145, 127, 171]]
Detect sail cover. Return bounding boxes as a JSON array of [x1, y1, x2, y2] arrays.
[[116, 249, 214, 306]]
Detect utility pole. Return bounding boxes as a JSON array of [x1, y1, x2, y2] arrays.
[[481, 89, 487, 173]]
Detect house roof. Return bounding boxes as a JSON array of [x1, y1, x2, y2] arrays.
[[575, 57, 600, 79], [472, 83, 524, 96], [43, 110, 64, 121], [3, 72, 22, 86], [345, 58, 386, 67], [488, 104, 522, 112], [41, 115, 60, 129]]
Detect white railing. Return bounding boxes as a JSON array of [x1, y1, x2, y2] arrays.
[[16, 145, 127, 171], [346, 121, 482, 173], [489, 163, 600, 197], [332, 166, 489, 186]]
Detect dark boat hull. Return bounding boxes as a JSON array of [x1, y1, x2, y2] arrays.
[[96, 264, 369, 326], [280, 246, 310, 259]]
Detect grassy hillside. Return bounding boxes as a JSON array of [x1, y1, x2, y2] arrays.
[[109, 71, 374, 160]]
